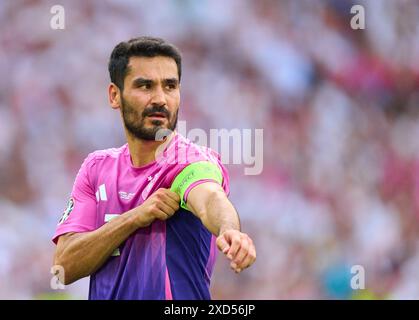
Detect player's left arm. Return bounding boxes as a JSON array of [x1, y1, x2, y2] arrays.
[[187, 182, 256, 273]]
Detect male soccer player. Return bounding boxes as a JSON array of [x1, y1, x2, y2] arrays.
[[52, 37, 256, 300]]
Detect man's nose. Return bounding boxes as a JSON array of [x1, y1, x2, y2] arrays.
[[150, 85, 167, 106]]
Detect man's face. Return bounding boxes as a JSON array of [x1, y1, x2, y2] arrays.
[[119, 56, 180, 141]]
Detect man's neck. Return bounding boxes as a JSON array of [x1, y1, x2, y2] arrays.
[[126, 130, 176, 168]]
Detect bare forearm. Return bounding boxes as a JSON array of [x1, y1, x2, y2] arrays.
[[199, 190, 240, 236], [55, 208, 146, 284], [186, 182, 255, 273]]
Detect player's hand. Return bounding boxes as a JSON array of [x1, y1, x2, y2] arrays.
[[137, 188, 180, 226], [216, 229, 256, 274]]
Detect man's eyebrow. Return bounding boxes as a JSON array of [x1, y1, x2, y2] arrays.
[[163, 78, 179, 85], [164, 78, 178, 83], [132, 77, 154, 86], [132, 78, 179, 86]]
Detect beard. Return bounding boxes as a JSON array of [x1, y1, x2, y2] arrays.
[[121, 95, 178, 141]]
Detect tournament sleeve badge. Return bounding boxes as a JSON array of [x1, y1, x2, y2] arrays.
[[58, 198, 75, 225]]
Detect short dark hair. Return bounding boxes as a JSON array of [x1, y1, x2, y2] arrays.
[[108, 36, 182, 91]]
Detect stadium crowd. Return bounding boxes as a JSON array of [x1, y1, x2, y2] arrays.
[[0, 0, 418, 299]]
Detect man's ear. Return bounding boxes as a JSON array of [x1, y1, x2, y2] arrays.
[[109, 83, 121, 110]]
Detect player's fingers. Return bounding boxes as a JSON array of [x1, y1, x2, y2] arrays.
[[226, 233, 242, 261], [216, 234, 230, 255], [231, 238, 249, 270], [163, 196, 180, 212], [163, 189, 181, 203], [239, 254, 254, 271], [151, 208, 170, 221], [156, 202, 176, 218], [238, 241, 256, 271], [153, 188, 180, 204]]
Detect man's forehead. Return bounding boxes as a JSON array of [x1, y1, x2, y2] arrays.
[[126, 56, 178, 80]]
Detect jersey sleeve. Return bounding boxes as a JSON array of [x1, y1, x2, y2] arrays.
[[170, 161, 230, 210], [52, 153, 98, 244]]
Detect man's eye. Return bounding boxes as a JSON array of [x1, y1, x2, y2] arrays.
[[139, 84, 151, 89], [166, 84, 176, 90]]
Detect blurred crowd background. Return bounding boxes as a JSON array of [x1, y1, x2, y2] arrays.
[[1, 0, 419, 299]]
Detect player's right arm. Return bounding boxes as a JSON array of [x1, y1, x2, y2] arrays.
[[53, 188, 179, 285]]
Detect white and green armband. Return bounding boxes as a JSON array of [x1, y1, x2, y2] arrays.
[[170, 161, 223, 210]]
